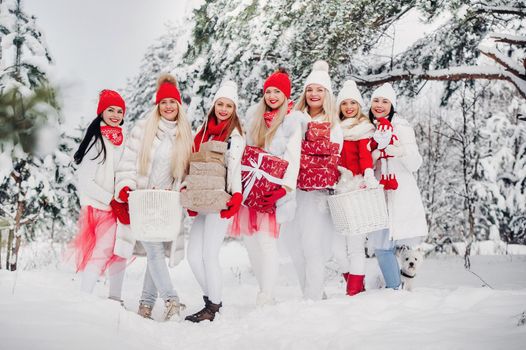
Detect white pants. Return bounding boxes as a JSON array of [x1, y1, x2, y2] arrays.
[[243, 232, 279, 300], [282, 190, 334, 300], [332, 234, 366, 275], [81, 259, 126, 300], [186, 213, 229, 304]]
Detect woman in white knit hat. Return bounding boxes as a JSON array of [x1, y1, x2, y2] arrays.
[[332, 80, 379, 296], [367, 83, 428, 289], [281, 60, 343, 300], [185, 80, 245, 322]]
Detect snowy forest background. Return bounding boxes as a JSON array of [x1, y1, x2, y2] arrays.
[[1, 0, 525, 271]]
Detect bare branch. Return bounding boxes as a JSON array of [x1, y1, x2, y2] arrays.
[[475, 6, 526, 16], [490, 33, 526, 46], [479, 45, 525, 78], [354, 66, 526, 99]]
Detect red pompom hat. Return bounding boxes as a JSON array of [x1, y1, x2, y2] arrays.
[[97, 90, 126, 116], [263, 70, 291, 99], [155, 74, 182, 105]]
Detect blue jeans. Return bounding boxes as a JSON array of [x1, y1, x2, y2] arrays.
[[369, 229, 400, 289], [140, 241, 178, 306]]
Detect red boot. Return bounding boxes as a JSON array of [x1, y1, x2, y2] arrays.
[[342, 272, 350, 282], [346, 274, 365, 296]]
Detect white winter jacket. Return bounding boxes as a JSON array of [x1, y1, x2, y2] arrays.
[[375, 115, 428, 241], [113, 115, 185, 266], [244, 105, 303, 223], [115, 117, 182, 194], [77, 129, 124, 211]]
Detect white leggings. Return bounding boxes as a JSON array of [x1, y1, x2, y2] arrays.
[[332, 234, 366, 275], [282, 190, 334, 300], [81, 259, 126, 300], [243, 232, 279, 299], [186, 213, 229, 304]]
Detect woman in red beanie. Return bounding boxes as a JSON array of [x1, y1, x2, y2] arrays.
[[231, 67, 303, 306], [115, 73, 193, 321], [70, 89, 129, 302]]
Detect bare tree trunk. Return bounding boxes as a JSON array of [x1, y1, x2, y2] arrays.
[[5, 229, 14, 270]]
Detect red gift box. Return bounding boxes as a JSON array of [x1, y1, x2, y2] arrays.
[[301, 140, 340, 156], [297, 167, 340, 191], [305, 122, 331, 142], [241, 146, 289, 213], [300, 154, 340, 170]]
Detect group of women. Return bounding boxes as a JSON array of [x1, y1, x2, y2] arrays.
[[69, 60, 427, 323]]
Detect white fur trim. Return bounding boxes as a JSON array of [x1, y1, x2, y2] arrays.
[[340, 119, 375, 141]]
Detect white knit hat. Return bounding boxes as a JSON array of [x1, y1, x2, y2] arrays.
[[212, 80, 239, 108], [303, 60, 333, 94], [336, 80, 364, 108], [371, 83, 397, 110]]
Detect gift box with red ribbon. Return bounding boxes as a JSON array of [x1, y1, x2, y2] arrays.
[[241, 146, 289, 213]]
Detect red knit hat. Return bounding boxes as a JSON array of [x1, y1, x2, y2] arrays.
[[263, 69, 291, 99], [97, 90, 126, 116], [155, 73, 182, 105]]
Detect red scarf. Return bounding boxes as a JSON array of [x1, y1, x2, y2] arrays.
[[193, 116, 231, 152], [263, 100, 294, 128], [100, 125, 123, 146]]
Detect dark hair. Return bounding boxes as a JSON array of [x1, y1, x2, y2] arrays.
[[74, 115, 106, 165], [368, 107, 395, 125]]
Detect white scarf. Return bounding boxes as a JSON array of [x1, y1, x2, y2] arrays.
[[340, 118, 375, 141]]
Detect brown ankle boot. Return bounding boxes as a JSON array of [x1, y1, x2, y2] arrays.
[[185, 301, 221, 323], [138, 303, 153, 319]]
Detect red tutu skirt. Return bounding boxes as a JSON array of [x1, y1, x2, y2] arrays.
[[68, 206, 124, 274], [229, 206, 280, 238]]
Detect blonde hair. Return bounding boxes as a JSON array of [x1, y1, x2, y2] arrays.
[[339, 103, 370, 126], [294, 87, 338, 126], [138, 102, 193, 181], [250, 98, 290, 148]]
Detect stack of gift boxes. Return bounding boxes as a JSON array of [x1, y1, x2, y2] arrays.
[[240, 146, 289, 213], [181, 141, 231, 213], [297, 121, 340, 191]]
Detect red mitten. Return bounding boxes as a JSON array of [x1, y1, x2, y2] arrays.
[[187, 209, 198, 217], [260, 187, 286, 209], [110, 199, 130, 224], [119, 186, 131, 203], [220, 192, 243, 219]]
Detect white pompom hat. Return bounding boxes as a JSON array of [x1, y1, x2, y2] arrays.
[[371, 83, 397, 110], [336, 80, 364, 108], [212, 80, 239, 108], [303, 60, 333, 94]]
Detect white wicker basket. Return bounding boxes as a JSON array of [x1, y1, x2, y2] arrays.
[[327, 187, 389, 236], [128, 190, 182, 242]]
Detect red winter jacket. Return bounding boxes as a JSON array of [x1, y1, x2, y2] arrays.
[[338, 119, 375, 176]]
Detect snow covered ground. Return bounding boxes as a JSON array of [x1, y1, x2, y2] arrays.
[[1, 241, 525, 350]]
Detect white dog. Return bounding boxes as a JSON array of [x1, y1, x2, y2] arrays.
[[399, 249, 423, 291]]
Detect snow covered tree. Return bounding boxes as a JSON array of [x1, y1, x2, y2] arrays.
[[356, 0, 526, 100], [0, 0, 79, 270]]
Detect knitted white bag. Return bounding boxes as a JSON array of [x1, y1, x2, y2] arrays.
[[128, 190, 182, 242], [327, 187, 389, 236]]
